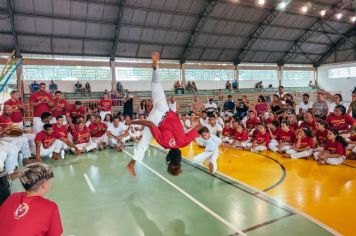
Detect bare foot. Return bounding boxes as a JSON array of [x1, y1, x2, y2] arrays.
[[127, 159, 136, 177], [282, 154, 290, 158], [9, 170, 19, 180], [208, 163, 214, 174]]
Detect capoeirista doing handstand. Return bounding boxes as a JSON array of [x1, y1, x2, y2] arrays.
[[126, 52, 201, 177]]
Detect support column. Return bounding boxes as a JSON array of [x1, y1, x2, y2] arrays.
[[16, 62, 23, 97], [314, 68, 318, 87], [181, 64, 186, 86], [111, 62, 116, 92], [235, 65, 239, 89], [278, 66, 282, 87]]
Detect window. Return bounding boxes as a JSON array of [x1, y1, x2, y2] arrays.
[[328, 68, 350, 79], [116, 67, 180, 81], [23, 65, 111, 80], [185, 69, 234, 81], [239, 70, 278, 88], [282, 70, 315, 87]]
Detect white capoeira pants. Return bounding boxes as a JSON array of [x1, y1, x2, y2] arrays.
[[99, 111, 111, 121], [192, 150, 219, 173], [1, 136, 32, 159], [285, 149, 313, 159], [108, 137, 123, 148], [0, 141, 19, 174], [92, 134, 108, 145], [39, 140, 65, 157], [313, 152, 345, 165], [33, 117, 44, 134], [133, 69, 169, 161], [347, 144, 356, 153], [269, 139, 292, 152], [72, 139, 97, 152], [241, 141, 267, 152]]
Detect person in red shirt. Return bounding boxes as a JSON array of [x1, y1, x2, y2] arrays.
[[0, 163, 63, 236], [325, 105, 355, 132], [35, 124, 79, 162], [126, 53, 200, 177], [0, 106, 32, 160], [245, 110, 260, 133], [53, 115, 68, 139], [287, 113, 299, 132], [242, 124, 270, 152], [99, 92, 112, 121], [72, 121, 97, 153], [299, 111, 316, 134], [89, 115, 108, 149], [284, 127, 314, 159], [221, 120, 234, 143], [4, 90, 23, 127], [232, 123, 248, 149], [269, 122, 295, 153], [313, 129, 348, 165], [315, 120, 329, 149], [267, 120, 280, 141], [66, 101, 87, 125], [51, 91, 68, 124], [29, 83, 54, 133]]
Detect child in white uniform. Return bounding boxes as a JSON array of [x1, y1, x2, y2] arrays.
[[193, 127, 222, 174]]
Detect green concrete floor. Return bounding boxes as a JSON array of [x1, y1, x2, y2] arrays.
[[10, 147, 333, 236]]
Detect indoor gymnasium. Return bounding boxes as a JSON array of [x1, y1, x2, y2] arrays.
[[0, 0, 355, 235]]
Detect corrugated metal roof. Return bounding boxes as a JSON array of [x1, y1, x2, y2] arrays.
[[0, 0, 354, 65]]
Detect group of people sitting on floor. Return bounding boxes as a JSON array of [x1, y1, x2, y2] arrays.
[[0, 82, 144, 179], [180, 86, 356, 166]]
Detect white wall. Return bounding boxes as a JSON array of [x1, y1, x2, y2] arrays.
[[318, 61, 356, 102], [23, 80, 227, 93]]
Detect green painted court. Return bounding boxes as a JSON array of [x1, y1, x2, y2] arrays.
[[10, 147, 334, 236]]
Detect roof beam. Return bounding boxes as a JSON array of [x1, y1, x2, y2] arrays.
[[179, 0, 218, 64], [233, 9, 279, 65], [313, 27, 356, 67], [5, 0, 21, 57], [110, 0, 126, 61], [277, 0, 352, 66]]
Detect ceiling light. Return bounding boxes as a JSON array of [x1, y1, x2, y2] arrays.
[[336, 13, 342, 20], [258, 0, 265, 6], [279, 2, 287, 10], [320, 10, 326, 16], [351, 16, 356, 23], [301, 6, 308, 13]]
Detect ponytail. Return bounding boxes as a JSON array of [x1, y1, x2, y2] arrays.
[[331, 129, 348, 147]]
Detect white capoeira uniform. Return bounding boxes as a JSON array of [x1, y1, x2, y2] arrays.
[[193, 135, 221, 173], [1, 136, 32, 160], [269, 139, 292, 152], [0, 141, 19, 174], [72, 139, 97, 152], [33, 117, 44, 134], [39, 139, 66, 158], [285, 149, 313, 159], [168, 101, 177, 113], [107, 124, 127, 148], [92, 134, 108, 145], [313, 151, 346, 165], [133, 68, 170, 161]]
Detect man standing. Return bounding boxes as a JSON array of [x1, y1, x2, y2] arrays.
[[30, 80, 39, 93], [29, 83, 53, 133], [4, 90, 24, 128]]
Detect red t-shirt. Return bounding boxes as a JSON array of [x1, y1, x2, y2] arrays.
[[325, 113, 354, 131], [270, 128, 280, 139], [4, 99, 23, 122], [52, 99, 67, 117], [0, 115, 13, 128], [350, 133, 356, 141], [246, 117, 259, 130], [254, 132, 270, 145], [324, 140, 345, 155], [255, 102, 268, 115], [299, 120, 316, 132], [99, 99, 112, 112], [233, 131, 248, 142], [277, 129, 295, 143], [0, 192, 63, 236], [53, 123, 68, 138], [150, 111, 199, 149], [72, 127, 91, 144], [35, 131, 61, 149], [88, 122, 108, 138], [222, 127, 234, 137], [29, 91, 53, 117], [289, 122, 299, 132], [316, 129, 328, 146], [67, 105, 86, 119], [297, 136, 313, 149]]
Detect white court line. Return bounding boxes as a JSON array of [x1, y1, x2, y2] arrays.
[[151, 145, 342, 236], [123, 150, 247, 236], [83, 174, 96, 193]]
